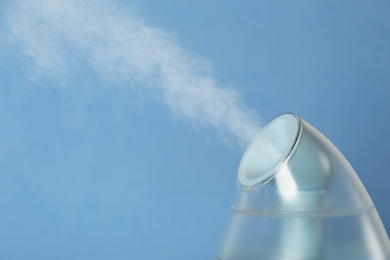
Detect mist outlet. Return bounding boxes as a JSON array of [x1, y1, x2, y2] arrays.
[[216, 113, 390, 260]]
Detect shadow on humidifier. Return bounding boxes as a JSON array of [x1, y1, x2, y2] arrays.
[[215, 113, 390, 260]]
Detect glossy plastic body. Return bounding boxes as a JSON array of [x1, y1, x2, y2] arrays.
[[216, 113, 390, 260]]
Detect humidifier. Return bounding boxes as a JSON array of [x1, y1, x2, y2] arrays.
[[216, 113, 390, 260]]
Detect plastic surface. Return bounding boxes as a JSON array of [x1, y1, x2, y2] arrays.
[[216, 113, 390, 260]]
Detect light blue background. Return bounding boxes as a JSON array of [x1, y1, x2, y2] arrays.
[[1, 0, 390, 259]]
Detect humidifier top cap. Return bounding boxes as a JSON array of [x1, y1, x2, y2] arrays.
[[234, 113, 374, 215]]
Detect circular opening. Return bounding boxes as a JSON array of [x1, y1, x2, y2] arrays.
[[238, 113, 300, 188]]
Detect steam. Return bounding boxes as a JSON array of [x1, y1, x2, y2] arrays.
[[1, 0, 261, 146]]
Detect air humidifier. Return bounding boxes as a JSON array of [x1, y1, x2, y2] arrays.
[[216, 113, 390, 260]]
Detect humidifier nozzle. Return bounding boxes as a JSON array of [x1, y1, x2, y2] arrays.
[[238, 114, 334, 209]]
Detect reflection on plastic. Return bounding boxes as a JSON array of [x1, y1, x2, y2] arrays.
[[216, 113, 390, 260]]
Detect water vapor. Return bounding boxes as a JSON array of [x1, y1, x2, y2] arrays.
[[1, 0, 261, 146]]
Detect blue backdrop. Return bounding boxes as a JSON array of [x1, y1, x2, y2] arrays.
[[0, 0, 389, 259]]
